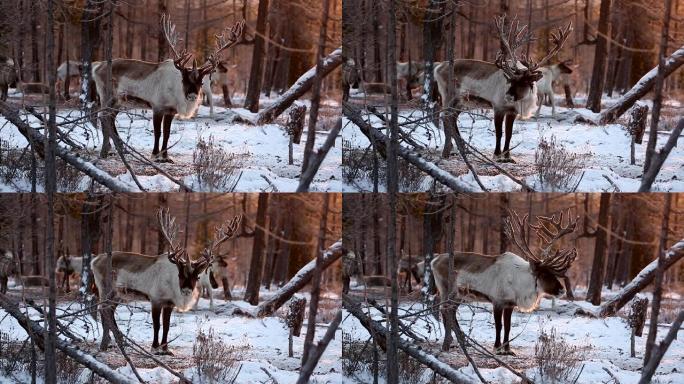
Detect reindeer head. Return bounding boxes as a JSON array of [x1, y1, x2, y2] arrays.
[[161, 14, 244, 103], [494, 15, 572, 102], [557, 60, 574, 74], [158, 209, 242, 295], [504, 209, 578, 297]]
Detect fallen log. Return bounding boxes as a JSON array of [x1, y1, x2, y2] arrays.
[[343, 294, 478, 384], [596, 238, 684, 317], [0, 293, 136, 384], [599, 45, 684, 124], [0, 100, 137, 192], [255, 48, 342, 125], [254, 240, 344, 317], [343, 102, 479, 192]]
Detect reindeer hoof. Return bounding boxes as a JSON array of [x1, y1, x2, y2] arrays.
[[495, 347, 515, 356], [496, 156, 516, 164]]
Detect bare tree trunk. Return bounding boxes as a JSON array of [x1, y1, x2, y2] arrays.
[[644, 194, 671, 364], [43, 1, 58, 380], [385, 0, 400, 380], [586, 0, 612, 112], [587, 193, 611, 305], [302, 195, 329, 364], [596, 238, 684, 317], [245, 193, 269, 305], [301, 0, 330, 174], [643, 0, 673, 174], [244, 0, 269, 112]]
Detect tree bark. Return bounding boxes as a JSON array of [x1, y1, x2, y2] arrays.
[[300, 0, 330, 174], [586, 0, 612, 112], [587, 193, 611, 305], [244, 0, 270, 112], [644, 194, 671, 364], [643, 0, 673, 173], [244, 193, 269, 305]]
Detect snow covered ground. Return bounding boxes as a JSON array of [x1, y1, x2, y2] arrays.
[[342, 92, 684, 192], [0, 91, 342, 192], [341, 288, 684, 384], [0, 285, 342, 384]]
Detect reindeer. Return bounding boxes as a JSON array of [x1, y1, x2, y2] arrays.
[[194, 259, 220, 310], [432, 210, 578, 354], [535, 60, 574, 117], [434, 16, 571, 162], [397, 250, 425, 292], [57, 60, 83, 98], [91, 209, 241, 354], [91, 15, 244, 162], [0, 249, 19, 294], [0, 56, 16, 101], [342, 58, 359, 102], [55, 254, 83, 293]]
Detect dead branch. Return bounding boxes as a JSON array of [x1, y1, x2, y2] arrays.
[[255, 48, 342, 125], [596, 238, 684, 317], [599, 45, 684, 124], [639, 310, 684, 384], [0, 293, 137, 384], [297, 117, 341, 192], [296, 310, 342, 384], [344, 102, 479, 192], [639, 118, 684, 192], [343, 294, 478, 384], [0, 100, 138, 192], [254, 240, 344, 317]]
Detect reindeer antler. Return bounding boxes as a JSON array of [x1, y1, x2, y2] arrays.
[[199, 20, 246, 76], [158, 208, 186, 264], [503, 210, 539, 262], [494, 15, 536, 80], [160, 13, 193, 71], [526, 22, 573, 71], [197, 214, 243, 269], [505, 209, 579, 276], [529, 209, 578, 275]]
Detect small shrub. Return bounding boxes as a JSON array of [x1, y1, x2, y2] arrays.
[[192, 135, 243, 192], [342, 333, 427, 383], [193, 327, 244, 384], [55, 159, 84, 192], [342, 142, 425, 192], [0, 140, 33, 184], [534, 327, 587, 383], [534, 135, 587, 192], [56, 351, 83, 384]]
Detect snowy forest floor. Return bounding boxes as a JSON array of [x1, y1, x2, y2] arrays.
[[0, 283, 343, 384], [342, 91, 684, 192], [0, 90, 342, 192], [341, 284, 684, 384]]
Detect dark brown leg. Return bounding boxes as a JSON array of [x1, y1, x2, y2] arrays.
[[503, 113, 516, 162], [151, 303, 161, 352], [503, 306, 514, 354], [152, 111, 163, 157], [494, 111, 504, 158], [0, 277, 7, 294], [159, 114, 174, 162], [160, 305, 173, 354], [441, 302, 455, 351], [493, 304, 503, 352], [65, 274, 70, 293]]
